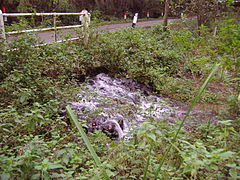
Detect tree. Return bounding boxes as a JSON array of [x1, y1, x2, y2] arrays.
[[163, 0, 170, 31], [187, 0, 219, 28]]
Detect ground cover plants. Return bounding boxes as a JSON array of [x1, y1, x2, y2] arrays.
[[0, 13, 239, 179]]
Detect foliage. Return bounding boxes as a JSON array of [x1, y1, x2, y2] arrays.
[[66, 105, 110, 180], [0, 14, 239, 179], [186, 0, 219, 27], [155, 63, 220, 179], [90, 9, 103, 23], [217, 19, 240, 70], [1, 0, 163, 15]]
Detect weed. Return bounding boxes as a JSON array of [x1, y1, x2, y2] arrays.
[[0, 13, 239, 179]]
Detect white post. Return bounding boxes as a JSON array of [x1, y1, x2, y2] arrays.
[[0, 10, 6, 40], [181, 13, 184, 19], [83, 11, 90, 46], [53, 13, 57, 42], [124, 12, 127, 20], [147, 12, 150, 19], [132, 13, 138, 28]]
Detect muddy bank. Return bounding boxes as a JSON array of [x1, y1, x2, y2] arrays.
[[70, 73, 218, 139]]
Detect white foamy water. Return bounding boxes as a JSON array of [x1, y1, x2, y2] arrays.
[[70, 73, 217, 139]]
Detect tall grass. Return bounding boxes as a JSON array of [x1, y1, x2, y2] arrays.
[[154, 63, 221, 179], [66, 105, 110, 180], [143, 144, 153, 180]]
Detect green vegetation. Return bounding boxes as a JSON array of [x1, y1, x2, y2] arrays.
[[66, 105, 110, 180], [0, 14, 239, 179]]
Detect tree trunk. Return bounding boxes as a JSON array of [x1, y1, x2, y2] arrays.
[[163, 0, 169, 31]]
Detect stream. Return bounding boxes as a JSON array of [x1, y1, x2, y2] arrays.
[[70, 73, 218, 139]]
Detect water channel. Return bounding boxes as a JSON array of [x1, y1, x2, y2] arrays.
[[70, 73, 218, 139]]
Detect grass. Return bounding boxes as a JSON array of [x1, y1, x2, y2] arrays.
[[154, 63, 220, 179], [0, 13, 239, 179], [66, 105, 110, 180]]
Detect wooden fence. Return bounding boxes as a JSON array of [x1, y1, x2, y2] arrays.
[[0, 10, 90, 43]]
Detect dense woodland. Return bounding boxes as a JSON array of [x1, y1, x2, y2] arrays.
[[0, 0, 238, 16], [0, 0, 240, 179], [1, 0, 240, 27], [5, 0, 166, 14]]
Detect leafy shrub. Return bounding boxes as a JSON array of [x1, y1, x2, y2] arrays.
[[217, 20, 240, 70], [0, 15, 239, 179], [91, 10, 103, 23]]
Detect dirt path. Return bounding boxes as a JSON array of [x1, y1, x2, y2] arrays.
[[6, 18, 179, 44]]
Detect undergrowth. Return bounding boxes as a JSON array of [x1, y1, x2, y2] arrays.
[[0, 13, 239, 179]]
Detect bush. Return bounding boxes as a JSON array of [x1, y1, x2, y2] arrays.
[[0, 16, 239, 179]]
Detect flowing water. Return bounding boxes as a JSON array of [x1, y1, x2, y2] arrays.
[[70, 73, 218, 139]]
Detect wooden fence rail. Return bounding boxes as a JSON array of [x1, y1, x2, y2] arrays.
[[0, 10, 90, 43]]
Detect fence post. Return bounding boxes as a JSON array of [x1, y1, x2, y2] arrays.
[[53, 13, 57, 42], [0, 10, 6, 41], [83, 11, 90, 46]]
